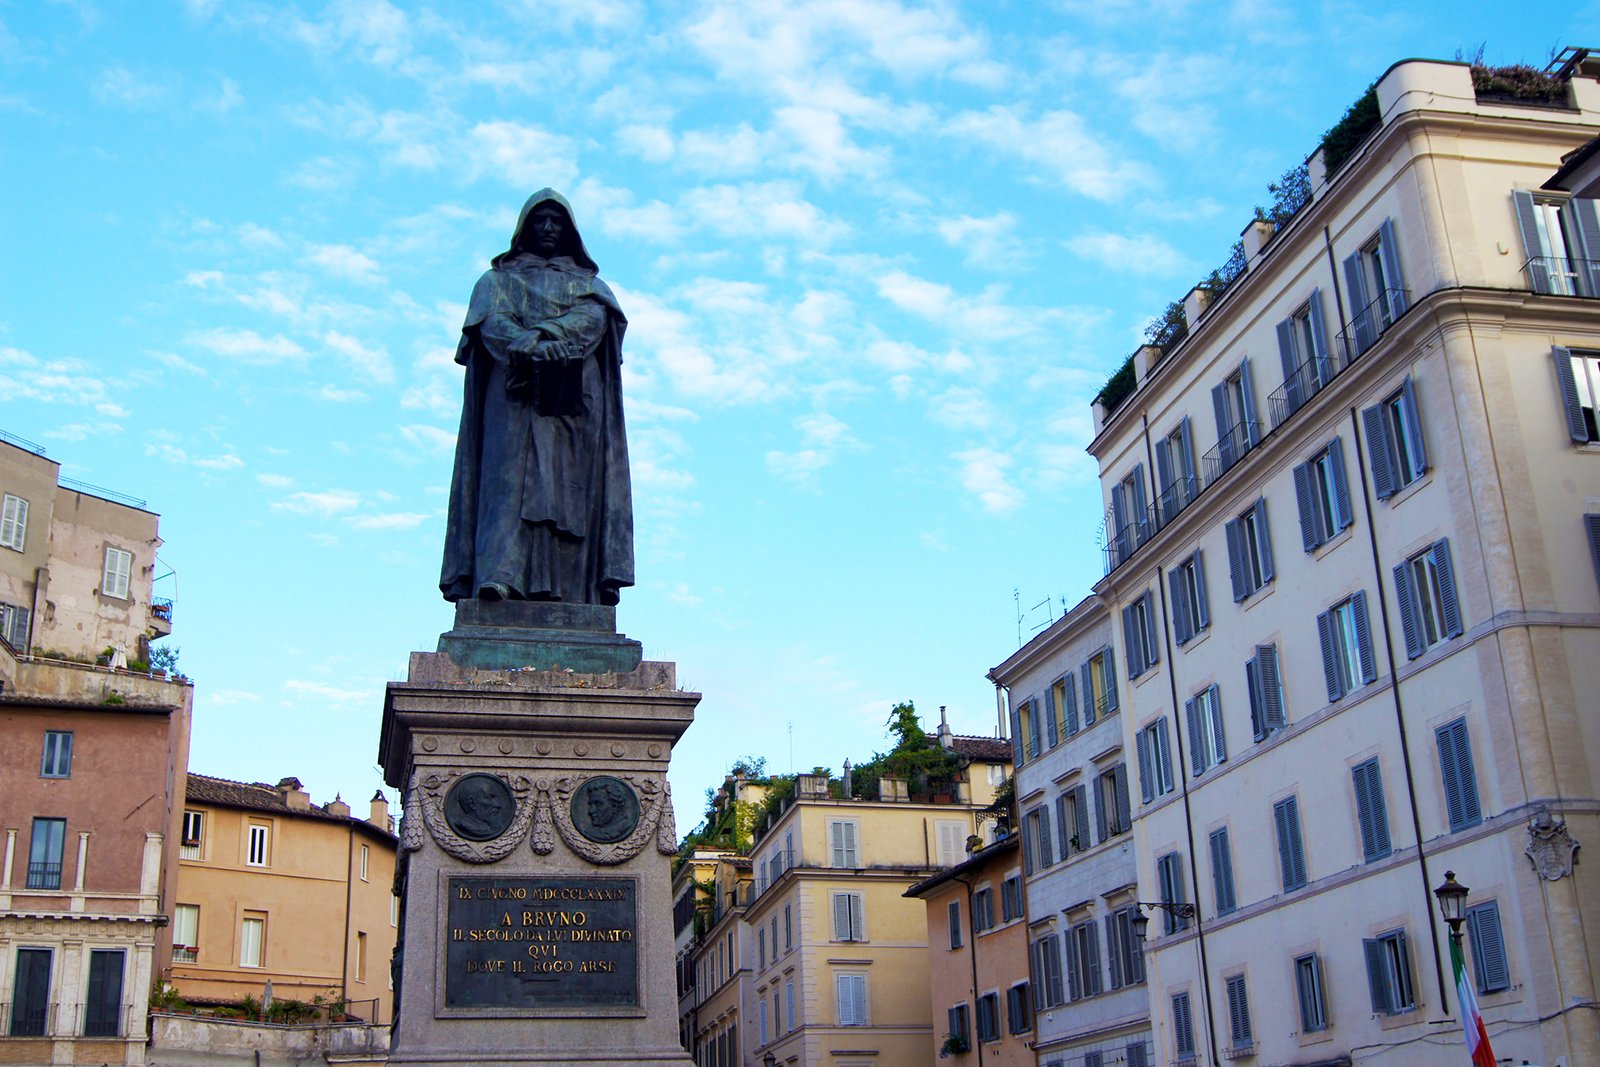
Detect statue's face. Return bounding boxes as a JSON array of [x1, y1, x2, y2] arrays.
[[588, 789, 619, 826], [528, 205, 566, 256]]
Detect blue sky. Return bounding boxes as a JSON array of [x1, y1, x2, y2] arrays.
[[2, 1, 1589, 834]]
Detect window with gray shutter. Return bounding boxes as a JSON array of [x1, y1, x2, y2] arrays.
[[1466, 900, 1510, 994], [1363, 929, 1416, 1014], [948, 900, 962, 949], [1274, 795, 1308, 891], [1156, 852, 1187, 933], [1364, 377, 1429, 500], [1395, 538, 1464, 658], [1225, 974, 1253, 1049], [0, 493, 28, 552], [1007, 983, 1032, 1033], [1295, 954, 1328, 1032], [1043, 684, 1058, 749], [1553, 347, 1600, 443], [1171, 992, 1196, 1058], [1059, 672, 1079, 736], [1586, 515, 1600, 599], [1352, 758, 1392, 862], [1436, 717, 1483, 831], [1209, 827, 1236, 915], [1246, 643, 1285, 740], [1171, 552, 1209, 645], [947, 1003, 968, 1045]]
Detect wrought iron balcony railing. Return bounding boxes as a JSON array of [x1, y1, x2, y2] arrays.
[[1339, 287, 1410, 359], [25, 862, 61, 890], [1201, 420, 1260, 488], [1523, 255, 1600, 298]]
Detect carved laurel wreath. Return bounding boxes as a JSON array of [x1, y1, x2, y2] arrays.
[[407, 767, 676, 866]]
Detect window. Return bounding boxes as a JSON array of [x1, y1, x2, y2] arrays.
[[247, 823, 271, 866], [1436, 717, 1483, 831], [1185, 686, 1227, 776], [1512, 190, 1600, 296], [1084, 1053, 1103, 1067], [40, 730, 73, 778], [1155, 417, 1199, 523], [1170, 552, 1210, 645], [240, 914, 266, 967], [1317, 591, 1377, 702], [1095, 764, 1131, 842], [1135, 718, 1175, 803], [935, 819, 967, 867], [0, 602, 28, 649], [1051, 673, 1077, 738], [1110, 464, 1151, 564], [831, 891, 865, 942], [360, 844, 370, 881], [1082, 646, 1118, 722], [972, 887, 994, 932], [1001, 875, 1023, 922], [173, 903, 200, 962], [1171, 992, 1196, 1060], [1466, 901, 1510, 995], [770, 916, 777, 961], [1209, 827, 1237, 915], [1057, 786, 1090, 858], [976, 991, 1000, 1042], [1225, 974, 1253, 1050], [1555, 347, 1600, 442], [1245, 643, 1285, 740], [835, 973, 867, 1026], [1018, 697, 1041, 760], [356, 931, 368, 982], [1106, 905, 1145, 988], [1121, 591, 1159, 679], [10, 947, 51, 1036], [828, 819, 858, 867], [1033, 934, 1065, 1008], [1024, 806, 1054, 872], [1065, 919, 1102, 999], [1344, 220, 1409, 353], [758, 998, 770, 1044], [784, 903, 792, 949], [0, 493, 28, 551], [1276, 289, 1333, 416], [1363, 929, 1416, 1014], [785, 979, 795, 1030], [1294, 439, 1353, 551], [1295, 953, 1329, 1032], [947, 900, 962, 949], [1007, 982, 1032, 1033], [180, 810, 203, 860], [759, 927, 767, 968], [102, 546, 133, 600], [1352, 758, 1392, 862], [1364, 377, 1429, 499], [1212, 358, 1260, 472], [27, 816, 65, 889], [946, 1003, 969, 1048], [1274, 795, 1308, 892], [1225, 499, 1274, 600], [1395, 539, 1463, 658], [1126, 1040, 1151, 1067], [1156, 852, 1187, 933], [84, 948, 125, 1036]]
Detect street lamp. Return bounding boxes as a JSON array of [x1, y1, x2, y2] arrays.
[[762, 1053, 777, 1067], [1132, 900, 1196, 940], [1433, 870, 1469, 938]]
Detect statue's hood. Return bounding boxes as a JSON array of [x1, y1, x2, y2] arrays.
[[495, 188, 598, 272]]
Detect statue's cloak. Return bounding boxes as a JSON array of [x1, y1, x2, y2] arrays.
[[440, 189, 634, 604]]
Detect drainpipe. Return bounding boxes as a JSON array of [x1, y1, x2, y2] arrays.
[[342, 822, 354, 1008], [1349, 407, 1449, 1009], [952, 873, 985, 1067]]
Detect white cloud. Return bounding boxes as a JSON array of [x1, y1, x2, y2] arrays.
[[929, 386, 993, 431], [347, 511, 430, 530], [189, 327, 306, 363], [616, 123, 675, 163], [954, 446, 1023, 513], [96, 67, 167, 107], [935, 212, 1020, 264], [283, 678, 370, 704], [324, 330, 393, 382], [206, 689, 262, 707], [1067, 232, 1188, 276], [944, 106, 1151, 202], [193, 453, 244, 471], [307, 244, 382, 283], [468, 121, 578, 190], [256, 473, 294, 488], [273, 490, 362, 516], [319, 385, 369, 402], [682, 182, 848, 245], [400, 424, 456, 452]]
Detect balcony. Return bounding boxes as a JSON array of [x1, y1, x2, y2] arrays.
[[151, 596, 174, 636], [1154, 474, 1200, 529], [1523, 255, 1600, 297], [25, 862, 61, 890], [172, 945, 199, 963], [1339, 287, 1410, 359], [754, 849, 797, 901], [1201, 420, 1261, 489], [1102, 509, 1153, 574]]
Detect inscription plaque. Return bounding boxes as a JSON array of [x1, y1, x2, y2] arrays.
[[445, 876, 637, 1010]]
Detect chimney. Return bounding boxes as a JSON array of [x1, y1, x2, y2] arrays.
[[326, 792, 352, 818], [938, 705, 954, 749], [275, 777, 311, 811], [369, 790, 391, 831]]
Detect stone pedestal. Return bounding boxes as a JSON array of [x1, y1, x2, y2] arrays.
[[379, 648, 697, 1066]]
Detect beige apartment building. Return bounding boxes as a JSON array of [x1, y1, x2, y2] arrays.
[[905, 836, 1034, 1067], [167, 774, 398, 1024], [0, 433, 191, 1067], [1079, 54, 1600, 1066]]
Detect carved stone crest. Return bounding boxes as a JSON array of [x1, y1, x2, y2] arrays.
[[526, 772, 678, 865], [416, 770, 534, 863], [1526, 808, 1579, 881]]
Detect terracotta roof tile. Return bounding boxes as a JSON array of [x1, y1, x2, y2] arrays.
[[951, 735, 1011, 761], [185, 773, 397, 842]]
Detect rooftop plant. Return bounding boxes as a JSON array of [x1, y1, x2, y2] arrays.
[[1320, 84, 1381, 174], [1096, 354, 1137, 415], [1471, 63, 1566, 104]]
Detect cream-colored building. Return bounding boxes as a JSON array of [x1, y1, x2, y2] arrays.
[[1077, 55, 1600, 1066], [0, 433, 190, 1067], [167, 774, 398, 1024]]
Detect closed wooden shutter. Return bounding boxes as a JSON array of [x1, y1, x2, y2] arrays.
[[1394, 558, 1424, 660], [1512, 190, 1552, 292], [1379, 219, 1408, 316], [1363, 401, 1396, 499], [1352, 758, 1391, 861], [1466, 901, 1510, 994], [1554, 347, 1590, 442], [1433, 539, 1463, 638], [1293, 460, 1320, 550], [1436, 718, 1482, 830]]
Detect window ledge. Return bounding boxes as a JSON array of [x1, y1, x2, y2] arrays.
[[1310, 525, 1356, 560], [1238, 582, 1276, 612], [1177, 627, 1212, 653], [1385, 469, 1433, 508]]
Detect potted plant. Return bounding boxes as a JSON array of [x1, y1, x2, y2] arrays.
[[941, 1033, 970, 1057]]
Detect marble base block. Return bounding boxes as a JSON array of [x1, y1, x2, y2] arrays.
[[379, 650, 697, 1066]]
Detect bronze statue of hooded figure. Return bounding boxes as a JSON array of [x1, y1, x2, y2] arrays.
[[440, 189, 634, 606]]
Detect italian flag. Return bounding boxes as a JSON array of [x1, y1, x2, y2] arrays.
[[1452, 933, 1497, 1067]]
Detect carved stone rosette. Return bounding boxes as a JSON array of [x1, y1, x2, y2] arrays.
[[526, 772, 677, 865], [416, 769, 535, 863]]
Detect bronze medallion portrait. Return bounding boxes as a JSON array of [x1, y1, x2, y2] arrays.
[[444, 773, 516, 842], [571, 776, 639, 844]]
